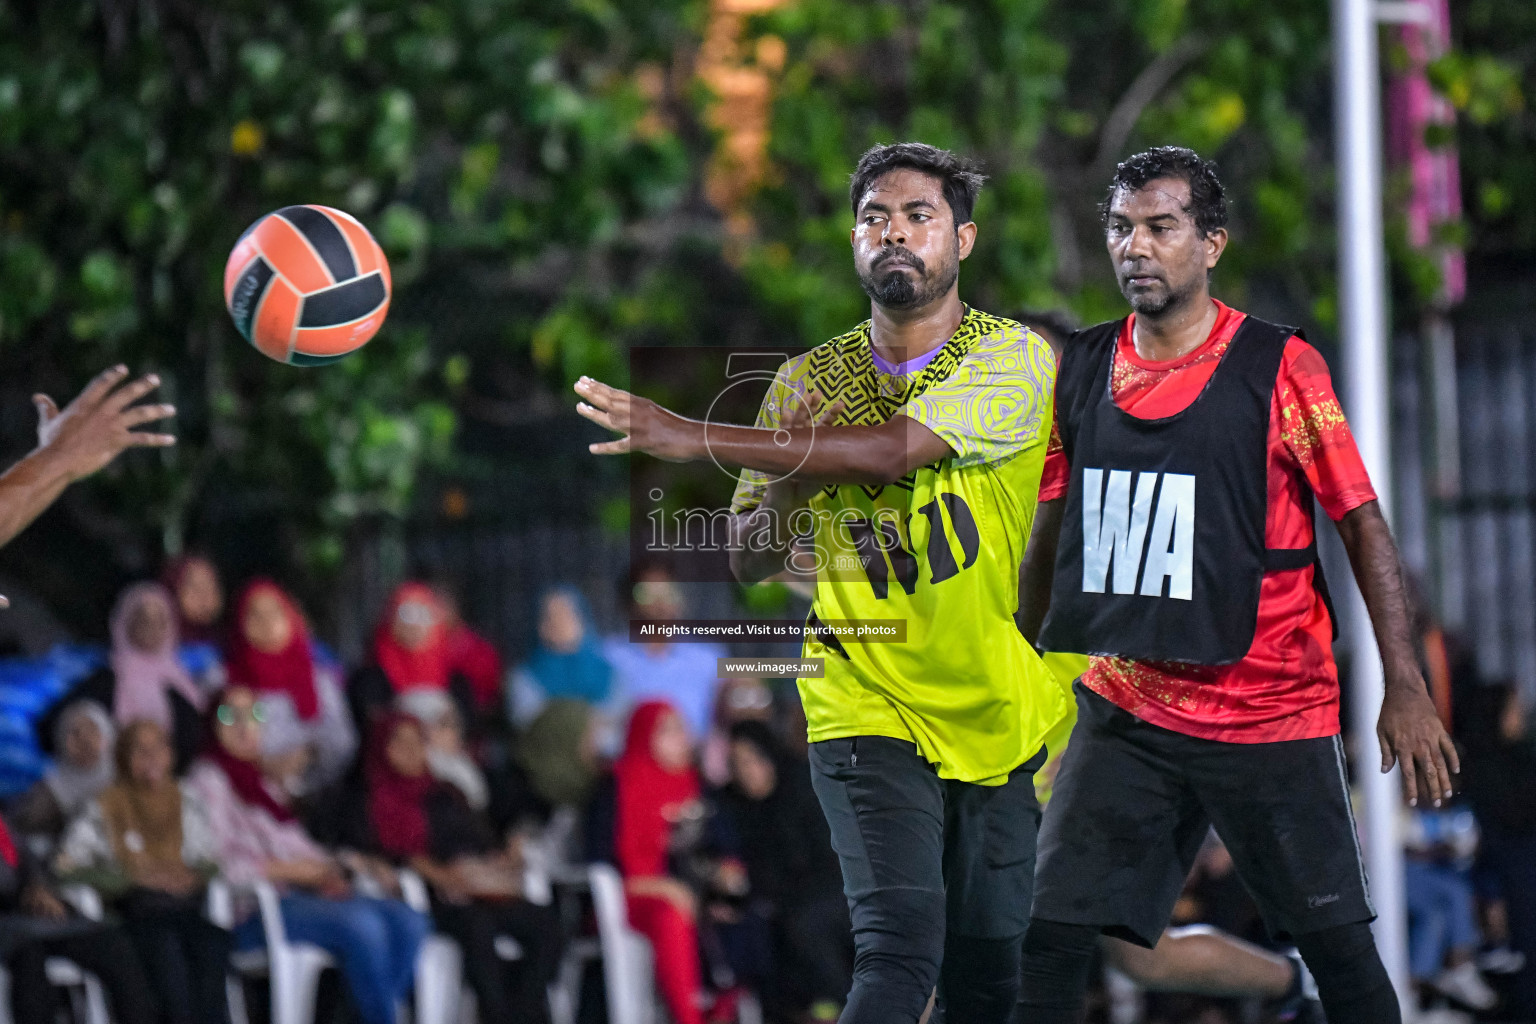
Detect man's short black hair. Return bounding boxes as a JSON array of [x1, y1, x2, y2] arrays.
[[849, 142, 987, 227], [1100, 146, 1228, 238]]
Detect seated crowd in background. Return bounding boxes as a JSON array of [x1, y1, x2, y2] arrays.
[[0, 556, 851, 1024], [8, 552, 1535, 1024]]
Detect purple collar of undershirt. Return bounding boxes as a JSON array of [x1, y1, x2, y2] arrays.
[[870, 342, 944, 376]]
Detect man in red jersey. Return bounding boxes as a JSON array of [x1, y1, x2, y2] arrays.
[[1014, 147, 1452, 1024]]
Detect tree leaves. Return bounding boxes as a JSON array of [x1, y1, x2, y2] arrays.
[[727, 0, 1534, 343], [0, 0, 702, 586], [1, 0, 1530, 608]]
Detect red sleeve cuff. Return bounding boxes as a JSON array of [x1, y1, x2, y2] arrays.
[[1321, 485, 1379, 522]]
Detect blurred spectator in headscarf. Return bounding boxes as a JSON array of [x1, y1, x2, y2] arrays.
[[588, 699, 712, 1024], [108, 583, 207, 768], [226, 580, 356, 793], [350, 582, 476, 734], [604, 565, 725, 742], [430, 580, 504, 714], [362, 711, 563, 1023], [187, 686, 429, 1024], [9, 700, 116, 849], [718, 720, 851, 1022], [396, 688, 489, 812], [511, 699, 604, 868], [521, 698, 603, 812], [509, 586, 615, 727], [701, 677, 774, 788], [56, 719, 231, 1024], [1462, 680, 1536, 1016], [160, 554, 228, 692], [160, 555, 225, 646]]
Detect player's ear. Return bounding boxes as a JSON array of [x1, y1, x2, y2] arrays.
[[850, 226, 857, 249], [957, 221, 977, 260], [1204, 226, 1228, 269]]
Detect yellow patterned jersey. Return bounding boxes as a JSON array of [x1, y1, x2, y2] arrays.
[[731, 308, 1070, 785]]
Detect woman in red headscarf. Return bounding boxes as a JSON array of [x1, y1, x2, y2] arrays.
[[588, 700, 711, 1024], [160, 554, 228, 690], [432, 581, 505, 713], [348, 582, 479, 737], [160, 554, 225, 648], [224, 580, 357, 794], [360, 711, 562, 1023]]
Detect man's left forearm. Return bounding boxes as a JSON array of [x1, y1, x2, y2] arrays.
[[0, 447, 76, 551], [1338, 497, 1460, 803], [1335, 500, 1420, 689], [574, 375, 952, 481], [642, 409, 930, 484], [702, 419, 910, 484]]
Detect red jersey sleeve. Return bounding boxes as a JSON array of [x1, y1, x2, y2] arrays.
[[1274, 338, 1377, 521], [1038, 407, 1070, 502]]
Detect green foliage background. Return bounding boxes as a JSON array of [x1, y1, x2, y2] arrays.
[[740, 0, 1529, 338], [0, 0, 1528, 628]]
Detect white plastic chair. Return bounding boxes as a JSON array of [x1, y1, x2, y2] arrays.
[[0, 954, 112, 1024], [400, 867, 563, 1024], [0, 884, 114, 1024], [211, 878, 337, 1024], [51, 885, 113, 1024], [238, 879, 338, 1024], [586, 863, 656, 1024], [395, 870, 467, 1024], [206, 879, 251, 1024], [576, 866, 760, 1024], [217, 871, 471, 1024]]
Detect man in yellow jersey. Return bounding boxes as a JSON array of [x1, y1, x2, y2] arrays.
[[575, 142, 1069, 1024]]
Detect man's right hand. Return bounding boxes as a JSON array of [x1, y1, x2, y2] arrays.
[[34, 365, 176, 482]]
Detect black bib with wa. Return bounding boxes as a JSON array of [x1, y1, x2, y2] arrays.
[[1038, 314, 1330, 665]]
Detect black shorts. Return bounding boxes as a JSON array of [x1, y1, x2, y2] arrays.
[[809, 736, 1045, 941], [1032, 683, 1374, 947]]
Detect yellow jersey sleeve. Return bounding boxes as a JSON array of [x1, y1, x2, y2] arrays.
[[729, 360, 801, 515], [897, 325, 1055, 469]]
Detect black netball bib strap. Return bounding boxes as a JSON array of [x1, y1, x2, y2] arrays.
[[1053, 320, 1123, 465], [1261, 490, 1340, 640], [1315, 563, 1339, 640], [1263, 544, 1317, 571], [1247, 320, 1337, 639]]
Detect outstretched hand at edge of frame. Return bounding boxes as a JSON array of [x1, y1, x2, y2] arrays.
[[34, 364, 176, 482]]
